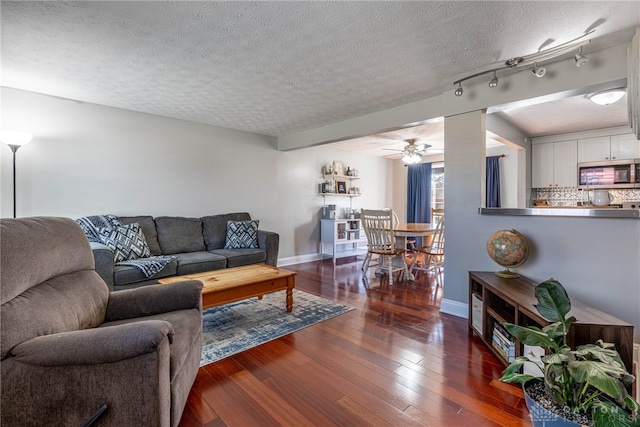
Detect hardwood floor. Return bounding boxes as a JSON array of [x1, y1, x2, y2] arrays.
[[178, 258, 530, 426]]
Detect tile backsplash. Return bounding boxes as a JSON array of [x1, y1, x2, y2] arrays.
[[534, 187, 640, 206]]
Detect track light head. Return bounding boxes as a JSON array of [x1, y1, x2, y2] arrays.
[[454, 83, 463, 96], [488, 71, 498, 88], [532, 63, 546, 78], [574, 46, 588, 67]]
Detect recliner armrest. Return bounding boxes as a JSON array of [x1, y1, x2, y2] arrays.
[[258, 230, 279, 266], [90, 242, 115, 290], [9, 320, 173, 366], [105, 280, 203, 322]]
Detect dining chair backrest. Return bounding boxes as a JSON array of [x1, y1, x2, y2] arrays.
[[428, 216, 445, 255], [382, 208, 400, 229], [361, 209, 396, 254], [432, 209, 444, 225]]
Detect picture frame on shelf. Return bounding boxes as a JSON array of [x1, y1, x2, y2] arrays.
[[336, 180, 347, 194], [332, 160, 344, 176]]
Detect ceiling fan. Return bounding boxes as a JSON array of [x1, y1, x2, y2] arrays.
[[383, 139, 432, 164]]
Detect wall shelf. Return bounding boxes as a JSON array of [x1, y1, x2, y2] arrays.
[[320, 219, 367, 263]]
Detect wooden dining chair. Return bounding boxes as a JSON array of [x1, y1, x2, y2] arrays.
[[410, 216, 445, 286], [361, 209, 410, 285]]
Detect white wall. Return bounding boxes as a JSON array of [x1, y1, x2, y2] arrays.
[[0, 87, 392, 261]]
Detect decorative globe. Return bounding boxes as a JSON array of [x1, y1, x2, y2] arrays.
[[486, 229, 529, 278]]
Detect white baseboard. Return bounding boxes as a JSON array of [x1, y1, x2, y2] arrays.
[[277, 253, 324, 267], [440, 298, 468, 319]]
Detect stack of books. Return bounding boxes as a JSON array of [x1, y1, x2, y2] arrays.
[[492, 323, 515, 363]]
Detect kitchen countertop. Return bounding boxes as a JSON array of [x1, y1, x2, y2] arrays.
[[478, 207, 640, 218]]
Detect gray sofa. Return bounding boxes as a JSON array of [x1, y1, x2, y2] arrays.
[[91, 212, 279, 291], [1, 217, 203, 427]]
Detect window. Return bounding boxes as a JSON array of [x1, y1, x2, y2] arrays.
[[431, 165, 444, 211]]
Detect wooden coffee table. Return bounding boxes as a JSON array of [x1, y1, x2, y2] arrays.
[[158, 264, 297, 312]]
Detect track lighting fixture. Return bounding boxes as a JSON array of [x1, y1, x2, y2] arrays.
[[488, 71, 498, 88], [574, 46, 589, 67], [532, 63, 546, 78], [452, 30, 593, 96]]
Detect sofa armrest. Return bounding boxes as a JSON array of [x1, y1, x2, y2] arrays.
[[90, 242, 115, 290], [258, 230, 279, 266], [105, 280, 203, 322], [9, 320, 173, 366], [3, 321, 175, 427]]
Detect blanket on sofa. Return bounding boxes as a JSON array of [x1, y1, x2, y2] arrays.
[[115, 256, 176, 278], [76, 215, 174, 278]]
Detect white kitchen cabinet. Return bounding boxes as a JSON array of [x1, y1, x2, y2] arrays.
[[532, 140, 577, 188], [577, 136, 610, 162], [578, 134, 640, 162], [610, 134, 640, 160], [320, 219, 367, 263]]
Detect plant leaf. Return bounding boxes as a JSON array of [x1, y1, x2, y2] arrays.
[[568, 360, 630, 405], [592, 401, 640, 427], [502, 323, 555, 348], [534, 279, 571, 322], [501, 356, 542, 383]]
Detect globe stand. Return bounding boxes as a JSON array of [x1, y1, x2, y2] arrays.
[[495, 268, 520, 279]]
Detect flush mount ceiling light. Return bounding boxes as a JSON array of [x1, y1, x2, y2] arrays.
[[453, 30, 593, 96], [574, 46, 589, 67], [588, 88, 626, 105]]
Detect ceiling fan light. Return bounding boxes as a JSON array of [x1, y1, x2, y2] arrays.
[[588, 88, 626, 105]]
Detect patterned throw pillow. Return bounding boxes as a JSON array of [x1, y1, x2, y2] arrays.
[[76, 214, 122, 243], [97, 223, 152, 262], [224, 220, 259, 249]]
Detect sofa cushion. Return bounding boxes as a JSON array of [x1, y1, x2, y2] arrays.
[[119, 216, 162, 256], [209, 248, 266, 268], [97, 223, 152, 262], [113, 260, 178, 287], [1, 271, 109, 359], [173, 251, 226, 275], [155, 217, 205, 254], [201, 212, 251, 251], [224, 220, 259, 249]]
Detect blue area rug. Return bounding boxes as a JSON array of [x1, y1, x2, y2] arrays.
[[200, 289, 353, 366]]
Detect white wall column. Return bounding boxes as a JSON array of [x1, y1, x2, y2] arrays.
[[440, 110, 486, 316]]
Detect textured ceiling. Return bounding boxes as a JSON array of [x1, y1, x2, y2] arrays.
[[2, 1, 639, 152]]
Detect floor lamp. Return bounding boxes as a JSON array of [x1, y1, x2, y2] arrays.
[[1, 130, 33, 218]]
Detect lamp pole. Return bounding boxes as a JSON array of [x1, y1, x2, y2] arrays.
[[1, 130, 33, 218], [9, 144, 20, 218]]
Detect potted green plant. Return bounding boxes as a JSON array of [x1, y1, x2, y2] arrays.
[[499, 278, 639, 426]]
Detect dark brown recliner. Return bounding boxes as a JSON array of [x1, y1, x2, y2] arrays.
[[1, 217, 203, 426]]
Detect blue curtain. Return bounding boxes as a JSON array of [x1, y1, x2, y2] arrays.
[[486, 156, 501, 208], [407, 163, 432, 247]]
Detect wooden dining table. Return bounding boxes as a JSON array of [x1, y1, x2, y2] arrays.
[[387, 222, 438, 249], [383, 222, 438, 280]]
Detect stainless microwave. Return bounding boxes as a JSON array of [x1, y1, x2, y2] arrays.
[[577, 159, 640, 189]]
